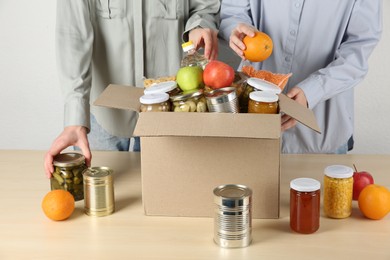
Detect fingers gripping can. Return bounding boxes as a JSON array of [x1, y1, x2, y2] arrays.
[[213, 184, 252, 248], [83, 167, 115, 217]]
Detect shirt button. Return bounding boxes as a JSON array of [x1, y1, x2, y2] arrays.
[[295, 2, 300, 8], [290, 30, 296, 36]]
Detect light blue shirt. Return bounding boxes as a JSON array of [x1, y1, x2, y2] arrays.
[[219, 0, 382, 153]]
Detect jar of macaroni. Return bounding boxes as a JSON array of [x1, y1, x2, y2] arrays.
[[248, 91, 279, 114], [170, 89, 207, 112], [144, 81, 181, 97], [323, 165, 354, 219], [290, 178, 321, 234], [240, 77, 281, 113], [139, 92, 171, 112]]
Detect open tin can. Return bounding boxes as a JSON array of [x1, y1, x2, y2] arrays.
[[213, 184, 252, 248], [83, 167, 115, 217]]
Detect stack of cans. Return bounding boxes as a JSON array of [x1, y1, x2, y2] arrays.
[[205, 87, 239, 113], [213, 184, 252, 248]]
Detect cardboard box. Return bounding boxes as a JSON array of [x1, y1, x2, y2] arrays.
[[94, 84, 320, 219]]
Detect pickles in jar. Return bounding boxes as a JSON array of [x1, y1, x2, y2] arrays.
[[51, 153, 87, 201], [170, 89, 207, 112]]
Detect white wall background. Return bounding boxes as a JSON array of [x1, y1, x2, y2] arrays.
[[0, 1, 389, 154]]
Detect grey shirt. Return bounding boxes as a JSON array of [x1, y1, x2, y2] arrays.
[[56, 0, 220, 138], [219, 0, 382, 153]]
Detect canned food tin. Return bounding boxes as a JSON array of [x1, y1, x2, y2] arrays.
[[213, 184, 252, 248], [83, 167, 115, 217], [51, 152, 87, 201], [205, 87, 239, 113]]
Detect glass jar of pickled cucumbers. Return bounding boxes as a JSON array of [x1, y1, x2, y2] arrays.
[[139, 92, 171, 112], [170, 89, 207, 112], [51, 152, 88, 201]]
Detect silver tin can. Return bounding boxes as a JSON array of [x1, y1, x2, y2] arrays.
[[213, 184, 252, 248], [205, 87, 239, 113], [83, 167, 115, 217]]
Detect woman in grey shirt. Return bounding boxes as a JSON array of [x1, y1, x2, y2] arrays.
[[44, 0, 220, 177], [219, 0, 382, 154]]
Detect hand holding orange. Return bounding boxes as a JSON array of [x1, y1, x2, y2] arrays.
[[243, 31, 273, 62]]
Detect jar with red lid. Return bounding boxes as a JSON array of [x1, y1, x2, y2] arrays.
[[290, 178, 321, 234]]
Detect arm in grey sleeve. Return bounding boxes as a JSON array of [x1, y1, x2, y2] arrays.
[[182, 0, 221, 40], [218, 0, 253, 42], [56, 0, 94, 131], [299, 0, 383, 109]]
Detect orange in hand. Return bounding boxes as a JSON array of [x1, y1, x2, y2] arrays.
[[42, 190, 75, 221], [358, 184, 390, 220], [243, 31, 273, 62]]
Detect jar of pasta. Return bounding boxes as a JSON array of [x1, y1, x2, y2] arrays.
[[248, 91, 279, 114], [323, 165, 354, 219], [240, 77, 281, 113], [170, 89, 207, 112], [139, 93, 171, 112], [144, 81, 182, 97]]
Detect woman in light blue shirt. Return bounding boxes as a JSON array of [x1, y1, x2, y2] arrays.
[[219, 0, 382, 153]]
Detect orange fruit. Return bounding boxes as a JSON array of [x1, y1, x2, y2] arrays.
[[42, 190, 75, 221], [243, 31, 273, 62], [358, 184, 390, 220]]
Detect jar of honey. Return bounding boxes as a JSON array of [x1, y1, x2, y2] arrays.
[[240, 77, 281, 113], [139, 92, 171, 112], [290, 178, 321, 234], [248, 91, 279, 114], [323, 165, 354, 219]]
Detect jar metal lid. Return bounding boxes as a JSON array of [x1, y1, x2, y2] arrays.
[[247, 77, 281, 94], [290, 178, 321, 192], [53, 152, 85, 167], [324, 165, 354, 178], [170, 89, 203, 102], [144, 81, 178, 94], [139, 92, 169, 104], [249, 91, 279, 103], [214, 184, 252, 207]]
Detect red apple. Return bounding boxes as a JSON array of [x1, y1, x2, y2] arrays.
[[353, 165, 374, 200], [203, 60, 235, 89]]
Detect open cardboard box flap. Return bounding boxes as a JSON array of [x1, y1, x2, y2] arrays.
[[94, 84, 321, 138]]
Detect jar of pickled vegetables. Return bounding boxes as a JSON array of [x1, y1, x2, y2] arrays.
[[51, 152, 88, 201], [144, 81, 182, 97], [248, 91, 279, 114], [170, 89, 207, 112], [290, 178, 321, 234], [240, 77, 281, 113], [139, 92, 171, 112], [323, 165, 354, 219]]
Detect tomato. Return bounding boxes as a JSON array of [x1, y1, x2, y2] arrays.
[[203, 60, 235, 89]]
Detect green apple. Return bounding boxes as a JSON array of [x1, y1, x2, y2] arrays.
[[176, 66, 203, 91]]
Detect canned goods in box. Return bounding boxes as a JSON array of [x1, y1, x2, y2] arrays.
[[83, 167, 115, 217], [213, 184, 252, 248]]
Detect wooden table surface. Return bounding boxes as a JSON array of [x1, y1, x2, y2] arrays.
[[1, 150, 389, 259]]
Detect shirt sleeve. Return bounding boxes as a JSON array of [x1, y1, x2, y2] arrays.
[[218, 0, 253, 42], [182, 0, 221, 41], [56, 0, 94, 131], [299, 0, 383, 109]]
